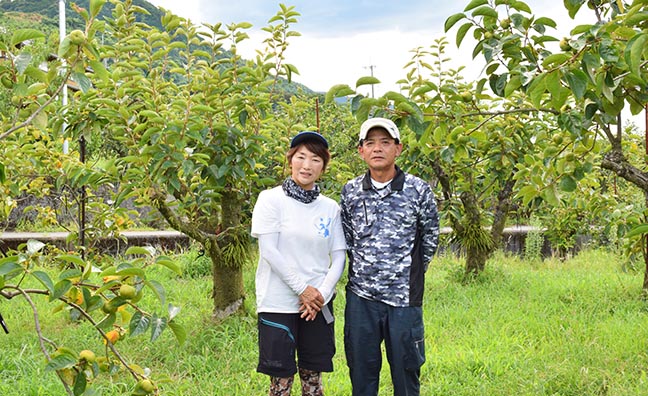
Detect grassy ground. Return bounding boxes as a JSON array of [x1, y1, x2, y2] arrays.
[[2, 249, 648, 395]]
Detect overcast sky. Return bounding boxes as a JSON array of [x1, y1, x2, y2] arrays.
[[145, 1, 643, 125], [145, 1, 573, 92]]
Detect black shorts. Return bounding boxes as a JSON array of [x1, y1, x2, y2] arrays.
[[257, 300, 336, 377]]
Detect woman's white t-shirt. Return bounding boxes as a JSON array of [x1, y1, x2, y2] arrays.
[[251, 186, 346, 313]]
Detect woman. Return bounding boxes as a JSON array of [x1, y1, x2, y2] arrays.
[[251, 131, 346, 396]]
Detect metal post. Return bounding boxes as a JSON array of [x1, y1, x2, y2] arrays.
[[364, 64, 376, 98], [59, 0, 85, 257], [59, 0, 68, 151]]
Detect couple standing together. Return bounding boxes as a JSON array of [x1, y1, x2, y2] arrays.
[[251, 117, 440, 396]]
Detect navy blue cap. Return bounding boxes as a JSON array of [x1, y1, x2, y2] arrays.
[[290, 131, 328, 149]]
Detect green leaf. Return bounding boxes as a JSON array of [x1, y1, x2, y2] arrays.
[[11, 29, 45, 47], [58, 37, 72, 59], [472, 5, 499, 18], [504, 75, 522, 96], [559, 175, 577, 192], [445, 13, 467, 32], [0, 255, 22, 275], [115, 267, 146, 277], [411, 84, 437, 97], [325, 84, 355, 104], [32, 271, 55, 294], [464, 0, 488, 12], [0, 162, 5, 183], [168, 320, 187, 345], [50, 280, 72, 302], [626, 224, 648, 238], [96, 313, 116, 331], [510, 0, 532, 13], [89, 60, 109, 81], [73, 369, 87, 396], [384, 91, 408, 103], [581, 53, 599, 83], [145, 279, 166, 306], [90, 0, 107, 18], [542, 53, 570, 68], [456, 22, 473, 47], [150, 314, 168, 342], [27, 239, 45, 255], [155, 256, 182, 275], [45, 352, 77, 371], [472, 40, 484, 60], [71, 72, 93, 93], [543, 185, 560, 207], [239, 110, 248, 127], [570, 24, 593, 35], [564, 69, 588, 100], [535, 17, 557, 29], [518, 185, 539, 206], [56, 255, 86, 267], [129, 311, 151, 337], [33, 111, 48, 131], [168, 304, 181, 321], [356, 76, 380, 87], [489, 73, 508, 97], [598, 39, 619, 63], [551, 87, 570, 111], [564, 0, 585, 19], [125, 246, 156, 256], [545, 71, 561, 101], [625, 33, 648, 77]]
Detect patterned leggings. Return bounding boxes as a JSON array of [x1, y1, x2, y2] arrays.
[[269, 368, 323, 396]]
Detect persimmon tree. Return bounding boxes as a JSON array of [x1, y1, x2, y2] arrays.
[[1, 2, 187, 395], [327, 35, 601, 274], [0, 0, 310, 394], [444, 0, 648, 278], [328, 0, 647, 274], [59, 1, 308, 317]]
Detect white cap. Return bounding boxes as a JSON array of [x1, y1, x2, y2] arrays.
[[359, 117, 400, 143]]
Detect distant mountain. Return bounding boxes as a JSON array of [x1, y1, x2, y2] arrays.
[[0, 0, 165, 31], [0, 0, 316, 95]]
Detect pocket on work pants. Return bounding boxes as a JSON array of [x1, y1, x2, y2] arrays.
[[404, 322, 426, 370]]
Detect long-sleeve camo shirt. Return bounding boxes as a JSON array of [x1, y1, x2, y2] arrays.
[[340, 167, 439, 307]]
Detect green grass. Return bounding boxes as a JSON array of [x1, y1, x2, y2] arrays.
[[2, 249, 648, 395]]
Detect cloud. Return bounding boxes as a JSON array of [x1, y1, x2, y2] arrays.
[[146, 0, 644, 125]]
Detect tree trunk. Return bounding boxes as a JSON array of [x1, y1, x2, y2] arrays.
[[600, 122, 648, 292], [460, 191, 491, 275], [211, 256, 245, 318], [644, 193, 648, 293], [210, 188, 247, 318], [465, 245, 488, 274], [490, 173, 516, 249], [151, 187, 247, 319]]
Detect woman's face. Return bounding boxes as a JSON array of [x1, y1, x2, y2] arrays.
[[290, 145, 324, 190]]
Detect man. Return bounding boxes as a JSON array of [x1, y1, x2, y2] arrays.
[[340, 117, 440, 396]]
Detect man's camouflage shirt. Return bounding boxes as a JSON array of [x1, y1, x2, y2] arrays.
[[340, 167, 440, 307]]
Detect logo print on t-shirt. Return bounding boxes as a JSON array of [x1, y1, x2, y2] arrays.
[[316, 217, 332, 238]]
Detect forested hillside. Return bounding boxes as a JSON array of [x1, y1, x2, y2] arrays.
[[0, 0, 165, 30], [0, 0, 315, 95]]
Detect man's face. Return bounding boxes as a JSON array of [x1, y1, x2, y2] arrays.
[[358, 128, 402, 171]]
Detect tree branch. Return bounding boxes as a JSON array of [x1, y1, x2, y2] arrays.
[[422, 107, 560, 119], [151, 190, 209, 244], [12, 286, 74, 396], [601, 149, 648, 191]]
